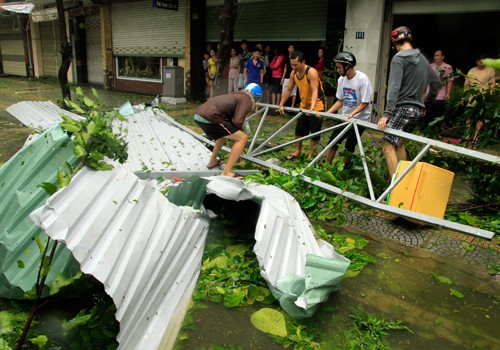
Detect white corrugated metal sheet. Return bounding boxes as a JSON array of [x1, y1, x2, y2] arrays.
[[6, 102, 211, 173], [30, 166, 210, 350], [113, 108, 212, 173], [6, 100, 85, 129], [206, 176, 350, 318]]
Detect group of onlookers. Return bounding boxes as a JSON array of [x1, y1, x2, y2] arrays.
[[198, 28, 497, 179]]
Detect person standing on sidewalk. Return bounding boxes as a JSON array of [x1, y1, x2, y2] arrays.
[[421, 49, 454, 131], [377, 26, 440, 178]]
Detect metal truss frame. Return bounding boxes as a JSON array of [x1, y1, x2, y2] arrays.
[[160, 105, 499, 240]]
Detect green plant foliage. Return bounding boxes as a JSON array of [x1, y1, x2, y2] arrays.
[[451, 72, 499, 146], [61, 87, 128, 170], [194, 242, 274, 307], [0, 305, 35, 348], [61, 303, 119, 349], [341, 313, 412, 350], [247, 169, 347, 223], [315, 227, 376, 277]]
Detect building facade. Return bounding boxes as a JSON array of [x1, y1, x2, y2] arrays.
[[0, 0, 499, 104]]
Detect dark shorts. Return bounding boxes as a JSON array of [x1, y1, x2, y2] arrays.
[[328, 122, 365, 153], [384, 106, 424, 147], [295, 114, 323, 142], [271, 78, 282, 94], [195, 120, 238, 140]]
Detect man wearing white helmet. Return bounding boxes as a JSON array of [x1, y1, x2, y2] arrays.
[[194, 83, 262, 178]]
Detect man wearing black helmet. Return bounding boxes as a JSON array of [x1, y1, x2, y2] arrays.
[[325, 52, 373, 165], [377, 26, 440, 178]]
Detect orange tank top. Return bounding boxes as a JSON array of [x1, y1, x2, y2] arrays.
[[293, 66, 325, 111]]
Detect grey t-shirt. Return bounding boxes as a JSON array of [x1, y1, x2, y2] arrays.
[[384, 48, 440, 118]]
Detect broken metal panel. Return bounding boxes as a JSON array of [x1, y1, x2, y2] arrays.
[[0, 124, 81, 299], [6, 100, 85, 129], [30, 166, 210, 350], [6, 101, 212, 174], [112, 108, 212, 173], [205, 176, 350, 319]]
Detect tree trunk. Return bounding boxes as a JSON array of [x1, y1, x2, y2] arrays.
[[56, 0, 72, 108], [218, 0, 237, 94]]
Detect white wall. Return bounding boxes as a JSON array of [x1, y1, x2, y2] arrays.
[[343, 0, 386, 94]]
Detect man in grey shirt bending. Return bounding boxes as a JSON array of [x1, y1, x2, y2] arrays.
[[377, 26, 440, 178]]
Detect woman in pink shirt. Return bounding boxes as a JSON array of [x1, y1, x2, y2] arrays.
[[270, 47, 285, 105]]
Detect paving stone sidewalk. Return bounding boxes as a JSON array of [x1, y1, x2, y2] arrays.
[[345, 211, 499, 273]]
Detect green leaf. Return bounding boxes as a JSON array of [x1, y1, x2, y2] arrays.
[[202, 256, 228, 270], [449, 288, 464, 298], [35, 235, 45, 253], [17, 260, 25, 269], [83, 96, 95, 108], [226, 244, 247, 258], [432, 274, 453, 285], [250, 308, 287, 337], [223, 293, 245, 307], [62, 312, 93, 334], [39, 182, 57, 195], [462, 243, 475, 251], [29, 335, 48, 348], [74, 144, 86, 157]]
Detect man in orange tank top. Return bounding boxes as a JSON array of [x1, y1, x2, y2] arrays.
[[278, 51, 325, 159]]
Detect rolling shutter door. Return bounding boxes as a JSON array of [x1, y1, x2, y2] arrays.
[[206, 0, 328, 42], [85, 14, 103, 84], [0, 18, 26, 76], [39, 20, 60, 77], [111, 1, 185, 57]]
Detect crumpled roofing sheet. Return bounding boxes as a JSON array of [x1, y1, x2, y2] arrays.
[[112, 108, 212, 173], [206, 176, 351, 319], [6, 101, 212, 173], [0, 125, 81, 299], [30, 166, 210, 350], [6, 100, 85, 130]]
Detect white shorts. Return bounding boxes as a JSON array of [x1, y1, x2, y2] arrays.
[[282, 78, 297, 96]]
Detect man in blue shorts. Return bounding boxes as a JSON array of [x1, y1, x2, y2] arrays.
[[194, 83, 262, 178], [377, 26, 440, 177]]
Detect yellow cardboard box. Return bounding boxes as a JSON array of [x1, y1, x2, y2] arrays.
[[387, 161, 454, 219]]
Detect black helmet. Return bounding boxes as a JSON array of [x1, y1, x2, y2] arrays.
[[334, 52, 356, 67], [390, 26, 412, 42]]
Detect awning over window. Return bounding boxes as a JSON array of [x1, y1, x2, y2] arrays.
[[0, 3, 35, 14], [31, 7, 58, 22]]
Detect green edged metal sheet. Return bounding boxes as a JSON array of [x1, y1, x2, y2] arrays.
[[0, 125, 81, 299]]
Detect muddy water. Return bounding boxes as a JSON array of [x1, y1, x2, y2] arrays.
[[176, 224, 499, 350]]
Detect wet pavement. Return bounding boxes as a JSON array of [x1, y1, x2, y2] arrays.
[[345, 211, 499, 275]]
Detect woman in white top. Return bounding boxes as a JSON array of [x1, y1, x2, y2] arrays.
[[228, 48, 241, 93]]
